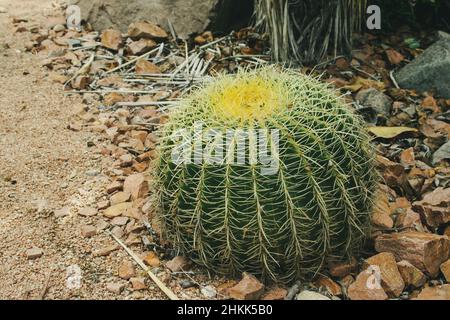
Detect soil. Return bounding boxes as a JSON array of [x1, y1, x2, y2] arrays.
[[0, 0, 166, 300]]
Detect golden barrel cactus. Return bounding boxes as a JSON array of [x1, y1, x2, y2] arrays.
[[155, 67, 377, 282]]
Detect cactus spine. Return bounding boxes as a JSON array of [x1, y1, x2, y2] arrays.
[[155, 67, 377, 282]]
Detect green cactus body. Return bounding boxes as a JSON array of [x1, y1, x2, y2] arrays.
[[155, 67, 377, 283]]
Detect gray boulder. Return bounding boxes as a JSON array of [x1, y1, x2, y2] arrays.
[[355, 88, 392, 117], [395, 39, 450, 98], [70, 0, 252, 39]]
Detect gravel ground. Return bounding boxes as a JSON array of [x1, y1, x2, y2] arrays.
[[0, 0, 168, 300]]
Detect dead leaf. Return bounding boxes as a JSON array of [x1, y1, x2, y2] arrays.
[[368, 126, 418, 139], [342, 76, 385, 93], [385, 48, 405, 65]]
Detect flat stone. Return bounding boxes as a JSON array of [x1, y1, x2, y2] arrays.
[[228, 272, 264, 300], [81, 225, 97, 238], [101, 29, 122, 51], [328, 258, 358, 278], [111, 216, 129, 226], [54, 207, 71, 217], [314, 276, 342, 296], [397, 260, 427, 289], [413, 284, 450, 300], [128, 21, 168, 40], [93, 245, 119, 257], [130, 277, 147, 291], [201, 285, 217, 299], [78, 207, 98, 217], [440, 260, 450, 282], [106, 282, 125, 294], [296, 290, 330, 300], [355, 88, 392, 116], [124, 173, 149, 201], [143, 252, 160, 267], [104, 202, 132, 218], [261, 287, 288, 300], [26, 248, 44, 260], [118, 261, 136, 280], [110, 192, 131, 205], [347, 270, 388, 300], [363, 252, 405, 298], [135, 59, 161, 74], [106, 181, 123, 194], [97, 200, 110, 210], [166, 256, 189, 272], [375, 231, 450, 278], [127, 39, 157, 55]]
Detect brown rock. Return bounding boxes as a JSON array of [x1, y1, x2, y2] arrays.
[[128, 21, 168, 40], [261, 287, 287, 300], [97, 200, 110, 210], [78, 207, 98, 217], [328, 258, 358, 278], [130, 277, 147, 290], [106, 181, 123, 194], [412, 188, 450, 228], [397, 260, 427, 288], [124, 173, 149, 201], [340, 275, 355, 290], [363, 252, 405, 297], [104, 202, 133, 218], [49, 72, 69, 84], [135, 59, 161, 74], [314, 276, 342, 296], [106, 282, 125, 294], [93, 245, 119, 257], [101, 29, 122, 51], [194, 35, 207, 45], [71, 75, 90, 90], [166, 256, 189, 272], [417, 187, 450, 207], [104, 92, 124, 107], [413, 204, 450, 228], [441, 260, 450, 282], [131, 130, 148, 143], [81, 225, 97, 238], [128, 39, 157, 55], [118, 261, 136, 280], [376, 156, 405, 189], [143, 252, 160, 267], [228, 273, 265, 300], [119, 154, 133, 167], [110, 192, 131, 205], [26, 248, 43, 260], [444, 225, 450, 238], [414, 284, 450, 300], [395, 208, 423, 231], [375, 231, 450, 277], [111, 216, 129, 226], [54, 207, 71, 218], [371, 192, 394, 229], [217, 280, 238, 299], [347, 270, 388, 300], [123, 207, 143, 220]]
